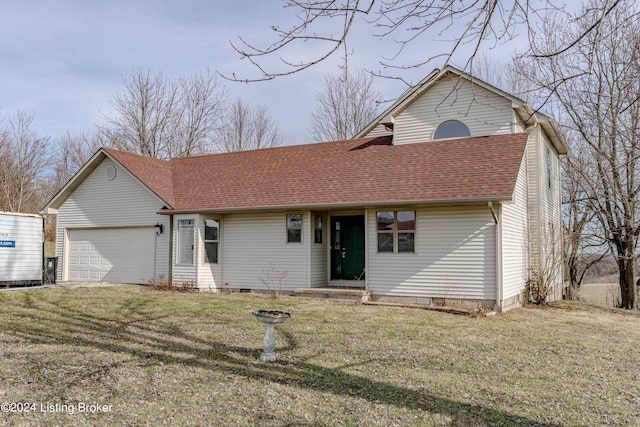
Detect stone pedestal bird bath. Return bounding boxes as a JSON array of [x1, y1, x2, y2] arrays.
[[252, 310, 291, 362]]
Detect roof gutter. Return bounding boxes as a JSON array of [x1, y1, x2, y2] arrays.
[[157, 196, 514, 215]]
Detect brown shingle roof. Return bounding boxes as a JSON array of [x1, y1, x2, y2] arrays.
[[106, 133, 528, 212]]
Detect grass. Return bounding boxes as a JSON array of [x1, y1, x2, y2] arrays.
[[1, 286, 639, 426], [577, 283, 621, 307]]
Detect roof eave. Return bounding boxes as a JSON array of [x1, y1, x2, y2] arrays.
[[516, 105, 568, 155], [157, 196, 514, 215]]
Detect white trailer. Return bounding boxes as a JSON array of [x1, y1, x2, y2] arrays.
[[0, 212, 44, 286]]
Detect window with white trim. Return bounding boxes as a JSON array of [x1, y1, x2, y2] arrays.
[[433, 120, 470, 140], [314, 214, 323, 244], [204, 219, 219, 263], [178, 219, 195, 265], [377, 211, 416, 253]]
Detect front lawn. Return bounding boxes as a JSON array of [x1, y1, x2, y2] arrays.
[[1, 286, 639, 426]]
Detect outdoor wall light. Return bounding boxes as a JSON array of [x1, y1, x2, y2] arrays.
[[155, 223, 164, 236]]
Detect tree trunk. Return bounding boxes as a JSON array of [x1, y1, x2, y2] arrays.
[[564, 264, 579, 300], [617, 255, 636, 309]]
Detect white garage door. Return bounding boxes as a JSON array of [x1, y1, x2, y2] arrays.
[[68, 228, 155, 284]]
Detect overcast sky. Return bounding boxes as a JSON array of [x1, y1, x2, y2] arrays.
[[0, 0, 520, 147]]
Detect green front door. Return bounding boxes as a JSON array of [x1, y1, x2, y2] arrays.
[[331, 216, 365, 281]]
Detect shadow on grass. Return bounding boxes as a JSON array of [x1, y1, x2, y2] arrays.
[[4, 297, 560, 426]]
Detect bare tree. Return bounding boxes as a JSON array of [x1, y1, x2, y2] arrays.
[[526, 222, 565, 304], [519, 0, 640, 309], [217, 97, 283, 152], [100, 69, 227, 159], [0, 111, 52, 213], [468, 53, 542, 103], [310, 68, 381, 141], [562, 141, 607, 297], [173, 72, 229, 158], [471, 53, 606, 298], [226, 0, 626, 83], [53, 130, 102, 188]]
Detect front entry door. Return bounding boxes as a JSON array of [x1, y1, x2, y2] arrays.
[[331, 216, 365, 281]]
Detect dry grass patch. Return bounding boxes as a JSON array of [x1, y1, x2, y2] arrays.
[[577, 283, 621, 307], [0, 286, 639, 426]]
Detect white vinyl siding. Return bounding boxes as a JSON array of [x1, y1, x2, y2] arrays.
[[526, 129, 541, 273], [363, 123, 393, 137], [501, 158, 530, 300], [222, 211, 309, 292], [367, 206, 496, 300], [539, 130, 564, 299], [393, 76, 515, 145], [541, 132, 562, 227], [513, 113, 526, 133], [56, 157, 170, 283], [523, 127, 564, 301]]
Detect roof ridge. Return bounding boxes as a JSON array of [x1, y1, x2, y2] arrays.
[[166, 136, 384, 164]]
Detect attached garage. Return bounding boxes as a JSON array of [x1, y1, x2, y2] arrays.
[[67, 227, 155, 284]]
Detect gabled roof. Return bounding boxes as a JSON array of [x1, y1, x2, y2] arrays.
[[42, 149, 175, 214], [356, 65, 568, 155], [44, 133, 528, 214]]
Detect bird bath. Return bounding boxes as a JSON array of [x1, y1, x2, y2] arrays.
[[252, 310, 291, 362]]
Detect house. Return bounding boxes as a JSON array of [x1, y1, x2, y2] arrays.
[[43, 65, 567, 312]]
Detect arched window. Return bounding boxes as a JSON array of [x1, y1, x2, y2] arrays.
[[433, 120, 470, 140]]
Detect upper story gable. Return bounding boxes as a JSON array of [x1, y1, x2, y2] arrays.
[[357, 65, 568, 155]]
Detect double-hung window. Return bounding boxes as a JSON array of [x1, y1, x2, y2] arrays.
[[377, 211, 416, 253], [204, 219, 219, 263], [287, 214, 302, 243]]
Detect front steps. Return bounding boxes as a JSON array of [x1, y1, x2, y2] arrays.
[[294, 287, 371, 303]]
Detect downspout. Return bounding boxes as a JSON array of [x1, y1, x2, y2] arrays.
[[307, 211, 312, 288], [153, 230, 157, 286], [168, 215, 174, 284], [41, 215, 45, 287], [488, 201, 498, 225], [195, 217, 199, 288], [364, 208, 369, 291], [489, 202, 503, 312]]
